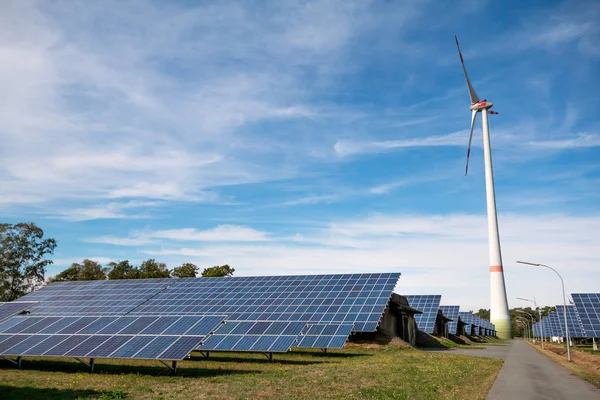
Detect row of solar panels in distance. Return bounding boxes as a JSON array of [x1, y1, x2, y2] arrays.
[[0, 315, 225, 337], [0, 302, 37, 321], [439, 306, 460, 335]]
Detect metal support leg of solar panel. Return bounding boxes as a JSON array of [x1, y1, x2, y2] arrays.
[[199, 351, 210, 359], [74, 357, 95, 372], [158, 360, 177, 374], [262, 352, 273, 362], [1, 355, 22, 368]]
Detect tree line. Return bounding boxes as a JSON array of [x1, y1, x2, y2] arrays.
[[49, 259, 234, 282], [1, 222, 233, 302]]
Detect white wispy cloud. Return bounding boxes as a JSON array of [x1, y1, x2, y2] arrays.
[[333, 131, 466, 157], [528, 133, 600, 149], [53, 201, 163, 222], [89, 224, 269, 246]]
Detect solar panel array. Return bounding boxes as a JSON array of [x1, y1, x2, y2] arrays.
[[555, 305, 586, 337], [295, 323, 353, 349], [547, 312, 563, 337], [20, 279, 175, 315], [405, 295, 441, 334], [439, 306, 460, 335], [198, 321, 306, 353], [0, 302, 37, 321], [0, 315, 224, 360], [132, 273, 401, 332], [571, 293, 600, 338]]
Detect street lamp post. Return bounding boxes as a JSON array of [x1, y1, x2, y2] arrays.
[[516, 309, 536, 343], [517, 296, 544, 349], [516, 317, 530, 341], [516, 320, 528, 341], [517, 261, 571, 362]]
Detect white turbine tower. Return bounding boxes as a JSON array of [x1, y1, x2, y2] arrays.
[[455, 35, 512, 339]]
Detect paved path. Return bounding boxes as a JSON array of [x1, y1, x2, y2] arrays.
[[453, 340, 600, 399]]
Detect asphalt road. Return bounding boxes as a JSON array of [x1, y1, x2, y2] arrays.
[[453, 340, 600, 399]]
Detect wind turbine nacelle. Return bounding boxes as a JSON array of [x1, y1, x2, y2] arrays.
[[470, 101, 493, 111]]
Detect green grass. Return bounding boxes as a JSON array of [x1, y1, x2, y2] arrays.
[[0, 342, 502, 399]]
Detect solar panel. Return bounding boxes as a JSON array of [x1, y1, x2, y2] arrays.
[[20, 279, 176, 316], [405, 295, 441, 334], [555, 305, 586, 338], [198, 321, 306, 352], [0, 302, 38, 321], [439, 306, 459, 335], [132, 273, 401, 332], [571, 293, 600, 338], [0, 315, 224, 360], [546, 312, 562, 337], [295, 323, 353, 349]]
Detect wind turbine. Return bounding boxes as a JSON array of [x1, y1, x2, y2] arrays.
[[455, 35, 512, 339]]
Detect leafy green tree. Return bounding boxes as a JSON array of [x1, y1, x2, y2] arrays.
[[201, 264, 234, 278], [139, 259, 170, 279], [50, 259, 106, 282], [0, 222, 57, 301], [172, 263, 198, 278], [106, 260, 140, 280], [474, 309, 490, 320]]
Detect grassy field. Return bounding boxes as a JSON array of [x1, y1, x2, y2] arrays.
[[0, 341, 502, 400]]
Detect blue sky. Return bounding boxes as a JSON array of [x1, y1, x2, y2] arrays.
[[1, 0, 599, 310]]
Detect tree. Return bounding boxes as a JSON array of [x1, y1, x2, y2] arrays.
[[50, 259, 106, 282], [106, 260, 140, 280], [474, 308, 490, 320], [201, 264, 234, 278], [0, 223, 57, 301], [139, 259, 170, 279], [172, 263, 198, 278]]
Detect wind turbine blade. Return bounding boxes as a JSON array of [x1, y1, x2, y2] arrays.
[[465, 110, 477, 176], [454, 35, 480, 104]]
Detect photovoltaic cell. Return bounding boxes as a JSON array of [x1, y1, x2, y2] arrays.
[[0, 302, 38, 321], [0, 315, 225, 361], [405, 295, 441, 334], [131, 273, 401, 332], [158, 336, 204, 360], [439, 306, 460, 335], [199, 320, 306, 352], [571, 293, 600, 338], [555, 305, 586, 338], [295, 323, 353, 349], [20, 279, 176, 316]]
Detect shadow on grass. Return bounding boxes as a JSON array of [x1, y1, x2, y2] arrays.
[[1, 358, 262, 378], [0, 385, 101, 400], [449, 334, 468, 345], [188, 353, 324, 366]]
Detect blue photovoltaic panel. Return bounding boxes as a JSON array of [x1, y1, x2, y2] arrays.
[[571, 293, 600, 338], [0, 315, 224, 360], [20, 279, 176, 316], [199, 320, 306, 352], [405, 295, 441, 334], [439, 306, 460, 335], [295, 323, 353, 349], [0, 302, 38, 321], [131, 273, 401, 332], [548, 312, 563, 337], [555, 305, 586, 338]]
